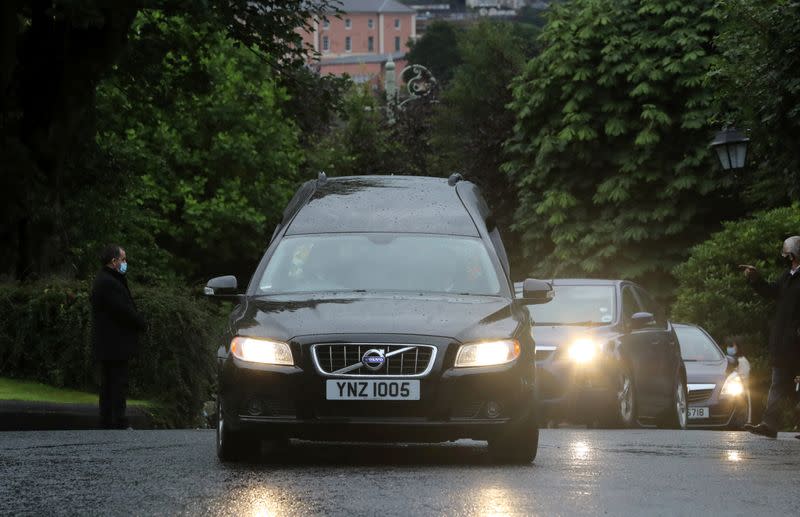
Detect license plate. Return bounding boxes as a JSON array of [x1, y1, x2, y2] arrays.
[[688, 407, 710, 419], [326, 379, 420, 400]]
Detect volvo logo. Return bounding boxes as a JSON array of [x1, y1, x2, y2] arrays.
[[361, 349, 386, 371]]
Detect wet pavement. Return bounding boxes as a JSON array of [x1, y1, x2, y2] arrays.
[[1, 429, 799, 516]]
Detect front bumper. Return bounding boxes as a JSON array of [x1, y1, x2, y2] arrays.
[[535, 356, 620, 423], [219, 337, 537, 442], [686, 386, 749, 428]]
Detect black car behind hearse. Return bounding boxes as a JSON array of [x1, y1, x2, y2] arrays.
[[516, 279, 688, 429], [205, 174, 554, 464]]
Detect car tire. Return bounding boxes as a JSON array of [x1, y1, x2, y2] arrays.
[[216, 400, 257, 462], [487, 418, 539, 464], [603, 364, 638, 428], [659, 373, 688, 430]]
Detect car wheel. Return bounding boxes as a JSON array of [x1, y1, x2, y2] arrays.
[[216, 400, 256, 462], [659, 373, 688, 430], [487, 418, 539, 464], [604, 365, 637, 428]]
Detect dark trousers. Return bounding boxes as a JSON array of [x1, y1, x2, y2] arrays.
[[762, 367, 799, 430], [99, 360, 129, 429]]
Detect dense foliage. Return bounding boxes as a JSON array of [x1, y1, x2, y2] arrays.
[[96, 14, 304, 284], [0, 0, 337, 281], [504, 0, 737, 297], [712, 0, 800, 205], [672, 205, 800, 355], [405, 21, 463, 85], [0, 280, 224, 427], [430, 21, 539, 270], [306, 85, 403, 177]]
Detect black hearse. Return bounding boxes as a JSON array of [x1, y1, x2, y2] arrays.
[[205, 174, 553, 463]]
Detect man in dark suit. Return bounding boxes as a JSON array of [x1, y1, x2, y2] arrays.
[[741, 236, 800, 438], [91, 245, 145, 429]]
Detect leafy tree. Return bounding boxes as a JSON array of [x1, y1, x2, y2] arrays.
[[430, 20, 539, 271], [504, 0, 736, 297], [405, 21, 463, 85], [0, 0, 336, 280], [95, 14, 304, 283], [305, 84, 403, 177], [712, 0, 800, 204], [672, 205, 800, 358]]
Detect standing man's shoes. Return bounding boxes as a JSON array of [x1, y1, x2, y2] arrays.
[[743, 423, 757, 432], [748, 423, 778, 438]]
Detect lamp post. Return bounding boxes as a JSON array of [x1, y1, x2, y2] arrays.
[[709, 127, 750, 171]]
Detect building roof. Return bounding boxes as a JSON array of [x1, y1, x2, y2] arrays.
[[336, 0, 416, 14], [286, 176, 479, 237]]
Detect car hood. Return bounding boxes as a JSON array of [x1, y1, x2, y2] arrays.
[[530, 324, 613, 348], [233, 293, 521, 343], [684, 359, 728, 385]]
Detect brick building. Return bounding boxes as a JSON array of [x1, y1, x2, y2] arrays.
[[303, 0, 417, 84]]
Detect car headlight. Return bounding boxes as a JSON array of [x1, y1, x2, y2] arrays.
[[230, 337, 293, 365], [455, 339, 520, 368], [721, 372, 744, 397], [567, 338, 598, 363]]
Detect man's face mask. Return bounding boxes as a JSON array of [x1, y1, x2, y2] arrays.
[[726, 347, 736, 356], [119, 261, 128, 274]]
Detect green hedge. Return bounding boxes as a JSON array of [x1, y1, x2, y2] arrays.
[[0, 279, 225, 427], [672, 205, 800, 428]]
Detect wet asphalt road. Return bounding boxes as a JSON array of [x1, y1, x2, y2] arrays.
[[1, 429, 799, 516]]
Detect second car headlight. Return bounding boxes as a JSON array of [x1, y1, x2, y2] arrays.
[[721, 372, 744, 397], [567, 338, 598, 363], [231, 336, 293, 365], [455, 339, 520, 368]]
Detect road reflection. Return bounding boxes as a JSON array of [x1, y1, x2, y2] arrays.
[[472, 487, 522, 516], [725, 450, 742, 462], [571, 440, 591, 461]]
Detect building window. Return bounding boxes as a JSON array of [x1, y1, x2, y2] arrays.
[[345, 36, 351, 52], [345, 18, 352, 29], [394, 36, 401, 52], [322, 19, 330, 29], [368, 36, 374, 52], [394, 18, 400, 29], [368, 18, 374, 29], [322, 36, 329, 52]]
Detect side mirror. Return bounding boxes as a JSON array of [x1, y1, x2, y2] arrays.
[[205, 275, 238, 297], [520, 278, 554, 305], [725, 355, 739, 372], [630, 312, 656, 330]]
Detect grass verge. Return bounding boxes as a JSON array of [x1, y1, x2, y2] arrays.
[[0, 377, 154, 407]]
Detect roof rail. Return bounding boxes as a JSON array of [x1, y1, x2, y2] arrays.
[[448, 172, 464, 186]]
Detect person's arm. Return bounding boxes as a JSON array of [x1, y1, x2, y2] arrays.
[[744, 268, 781, 300], [737, 357, 750, 380], [97, 281, 146, 331]]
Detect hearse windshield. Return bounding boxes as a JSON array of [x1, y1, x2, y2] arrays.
[[257, 233, 503, 296]]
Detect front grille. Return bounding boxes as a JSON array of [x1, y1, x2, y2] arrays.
[[688, 389, 714, 404], [535, 349, 555, 361], [312, 343, 435, 376]]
